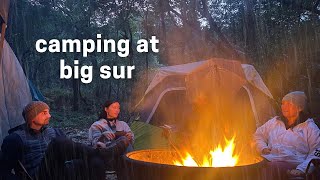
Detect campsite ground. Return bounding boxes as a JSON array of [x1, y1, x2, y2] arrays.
[[50, 111, 117, 180], [50, 111, 95, 145]]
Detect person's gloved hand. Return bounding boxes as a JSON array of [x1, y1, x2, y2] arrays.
[[119, 136, 130, 148], [103, 132, 115, 140], [287, 169, 305, 177], [125, 133, 133, 142], [261, 148, 271, 155], [95, 142, 107, 149]]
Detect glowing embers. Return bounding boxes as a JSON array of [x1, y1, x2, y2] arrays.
[[173, 137, 239, 167]]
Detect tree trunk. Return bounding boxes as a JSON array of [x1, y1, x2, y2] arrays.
[[145, 8, 150, 89], [243, 0, 257, 62], [72, 53, 80, 111], [73, 78, 80, 111]]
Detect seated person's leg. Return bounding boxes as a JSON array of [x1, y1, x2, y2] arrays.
[[37, 136, 129, 179], [106, 136, 133, 153], [0, 173, 21, 180], [63, 158, 106, 180], [88, 156, 106, 180], [264, 160, 298, 180], [64, 159, 88, 180]]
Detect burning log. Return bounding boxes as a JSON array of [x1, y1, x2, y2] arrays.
[[173, 137, 238, 167]]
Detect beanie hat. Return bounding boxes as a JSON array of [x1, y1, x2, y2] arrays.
[[23, 101, 49, 122], [282, 91, 307, 111]]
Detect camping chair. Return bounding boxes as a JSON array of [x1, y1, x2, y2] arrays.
[[305, 159, 320, 180], [0, 125, 33, 180], [0, 153, 33, 180], [304, 117, 320, 180]]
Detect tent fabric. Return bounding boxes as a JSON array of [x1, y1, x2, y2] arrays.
[[241, 64, 273, 99], [145, 59, 272, 98], [0, 39, 32, 145], [28, 80, 45, 101], [130, 121, 169, 150], [145, 59, 246, 95], [136, 58, 275, 127], [0, 0, 10, 24]]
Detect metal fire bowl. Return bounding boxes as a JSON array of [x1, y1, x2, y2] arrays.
[[121, 149, 264, 180]]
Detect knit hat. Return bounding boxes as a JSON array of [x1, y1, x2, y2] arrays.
[[23, 101, 49, 122], [282, 91, 307, 111]]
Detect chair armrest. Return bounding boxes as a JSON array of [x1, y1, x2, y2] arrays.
[[306, 159, 320, 174]]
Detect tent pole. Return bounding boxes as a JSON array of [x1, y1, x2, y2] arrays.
[[0, 23, 7, 60]]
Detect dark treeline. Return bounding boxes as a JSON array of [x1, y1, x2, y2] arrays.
[[4, 0, 320, 116]]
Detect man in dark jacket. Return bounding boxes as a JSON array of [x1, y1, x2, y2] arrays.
[[0, 101, 129, 180]]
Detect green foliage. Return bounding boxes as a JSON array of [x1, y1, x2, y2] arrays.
[[50, 110, 97, 129]]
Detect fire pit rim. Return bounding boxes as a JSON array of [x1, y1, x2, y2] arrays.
[[124, 149, 264, 169]]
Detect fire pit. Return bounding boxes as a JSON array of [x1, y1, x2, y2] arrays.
[[121, 149, 264, 180]]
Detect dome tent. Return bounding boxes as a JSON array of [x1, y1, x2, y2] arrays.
[[135, 59, 275, 128], [0, 38, 32, 146], [0, 0, 43, 146]]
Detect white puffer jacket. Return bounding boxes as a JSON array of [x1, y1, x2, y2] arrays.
[[254, 116, 320, 173]]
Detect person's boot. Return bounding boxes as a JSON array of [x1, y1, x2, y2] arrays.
[[97, 136, 130, 166]]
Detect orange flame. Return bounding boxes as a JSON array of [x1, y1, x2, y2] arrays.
[[173, 137, 239, 167]]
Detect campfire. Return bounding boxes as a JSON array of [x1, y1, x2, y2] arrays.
[[123, 148, 263, 180], [122, 131, 264, 179], [173, 137, 238, 167]]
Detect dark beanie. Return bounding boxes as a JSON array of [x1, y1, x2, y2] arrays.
[[23, 101, 49, 122]]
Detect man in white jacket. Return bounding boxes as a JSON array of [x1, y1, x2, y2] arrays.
[[254, 91, 320, 178]]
